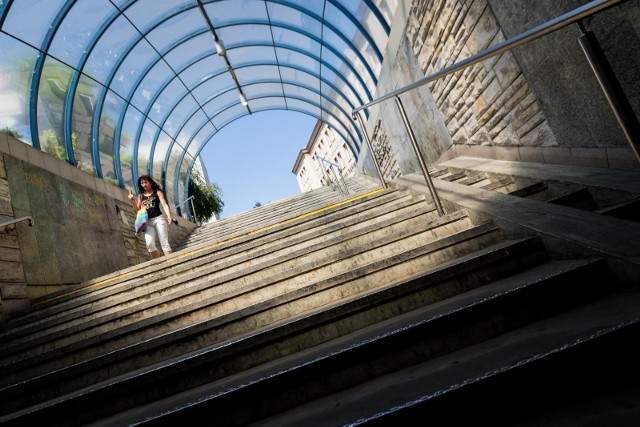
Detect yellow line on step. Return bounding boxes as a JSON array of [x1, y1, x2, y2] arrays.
[[34, 188, 384, 305]]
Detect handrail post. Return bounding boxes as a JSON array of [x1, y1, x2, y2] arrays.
[[189, 197, 197, 224], [394, 96, 445, 216], [576, 20, 640, 163], [352, 111, 387, 189]]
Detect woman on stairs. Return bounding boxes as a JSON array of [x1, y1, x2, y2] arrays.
[[129, 174, 174, 258]]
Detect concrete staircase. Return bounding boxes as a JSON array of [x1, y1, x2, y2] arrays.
[[0, 167, 638, 426]]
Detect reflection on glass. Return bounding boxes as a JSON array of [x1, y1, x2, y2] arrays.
[[0, 34, 37, 144], [99, 91, 124, 187], [38, 56, 73, 161], [72, 74, 102, 175]]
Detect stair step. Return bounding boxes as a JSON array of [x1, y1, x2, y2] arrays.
[[52, 257, 618, 427], [0, 236, 560, 423]]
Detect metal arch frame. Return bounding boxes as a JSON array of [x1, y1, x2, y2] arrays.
[[142, 56, 368, 193], [169, 85, 361, 207], [28, 0, 76, 153], [97, 15, 378, 190], [162, 67, 364, 189], [5, 0, 394, 205], [206, 0, 388, 63], [334, 0, 391, 34], [0, 0, 12, 30], [180, 105, 355, 220], [172, 78, 362, 192], [100, 1, 381, 187], [125, 20, 375, 145]]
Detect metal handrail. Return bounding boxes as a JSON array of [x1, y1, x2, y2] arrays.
[[1, 216, 34, 231], [175, 195, 197, 223], [353, 0, 625, 114], [351, 0, 635, 217], [316, 155, 350, 195]]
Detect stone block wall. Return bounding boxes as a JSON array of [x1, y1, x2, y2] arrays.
[[358, 0, 639, 178], [406, 0, 557, 152], [0, 132, 196, 321]]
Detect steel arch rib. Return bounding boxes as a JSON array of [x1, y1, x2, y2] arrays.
[[128, 20, 375, 178], [27, 0, 76, 154], [179, 106, 356, 219], [101, 1, 379, 190], [169, 88, 360, 205]]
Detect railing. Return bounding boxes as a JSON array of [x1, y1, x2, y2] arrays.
[[352, 0, 637, 217], [175, 195, 197, 224], [1, 216, 34, 232], [315, 155, 350, 196]]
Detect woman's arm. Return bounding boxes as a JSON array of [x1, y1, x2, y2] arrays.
[[128, 190, 139, 213], [157, 190, 173, 223]]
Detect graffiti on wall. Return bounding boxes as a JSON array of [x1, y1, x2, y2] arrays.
[[371, 119, 402, 181]]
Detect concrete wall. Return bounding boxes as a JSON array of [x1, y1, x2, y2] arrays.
[[0, 133, 196, 320], [358, 0, 640, 179]]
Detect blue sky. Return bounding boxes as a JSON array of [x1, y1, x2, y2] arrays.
[[199, 110, 318, 219]]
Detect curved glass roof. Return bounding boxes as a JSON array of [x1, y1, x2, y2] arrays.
[[0, 0, 398, 216]]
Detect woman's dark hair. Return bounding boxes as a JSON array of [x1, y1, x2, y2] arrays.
[[137, 175, 162, 193]]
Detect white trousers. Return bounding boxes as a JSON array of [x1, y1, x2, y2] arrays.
[[144, 215, 172, 253]]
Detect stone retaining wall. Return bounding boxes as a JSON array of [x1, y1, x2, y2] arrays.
[[0, 132, 195, 322]]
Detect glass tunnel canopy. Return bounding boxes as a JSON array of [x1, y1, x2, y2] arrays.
[[0, 0, 399, 217]]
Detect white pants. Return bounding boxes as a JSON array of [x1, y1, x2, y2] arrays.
[[144, 215, 172, 253]]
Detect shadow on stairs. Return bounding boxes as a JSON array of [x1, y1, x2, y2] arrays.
[[0, 165, 638, 426]]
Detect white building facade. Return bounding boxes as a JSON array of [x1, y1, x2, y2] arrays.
[[292, 120, 357, 193]]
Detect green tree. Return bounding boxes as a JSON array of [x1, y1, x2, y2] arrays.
[[187, 170, 224, 223]]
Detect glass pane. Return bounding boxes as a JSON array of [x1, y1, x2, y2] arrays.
[[190, 72, 240, 105], [72, 74, 102, 176], [83, 14, 139, 84], [178, 55, 225, 89], [147, 78, 187, 124], [109, 39, 158, 98], [143, 6, 204, 53], [185, 121, 215, 158], [2, 0, 66, 48], [119, 106, 143, 189], [38, 56, 73, 161], [270, 27, 321, 60], [136, 119, 158, 179], [122, 0, 192, 34], [152, 131, 172, 179], [205, 0, 265, 25], [210, 103, 246, 130], [267, 2, 321, 37], [162, 95, 198, 138], [175, 109, 208, 152], [0, 34, 37, 143], [98, 90, 124, 187], [48, 0, 116, 68], [163, 142, 183, 207], [162, 32, 213, 72], [129, 60, 173, 112]]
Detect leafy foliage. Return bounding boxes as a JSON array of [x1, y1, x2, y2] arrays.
[[187, 170, 224, 223], [0, 127, 21, 138]]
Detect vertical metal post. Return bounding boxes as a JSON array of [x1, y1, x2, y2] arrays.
[[336, 166, 349, 195], [577, 20, 640, 163], [353, 111, 387, 189], [394, 96, 445, 216], [190, 197, 198, 224]]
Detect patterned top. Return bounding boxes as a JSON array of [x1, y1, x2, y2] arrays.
[[140, 191, 162, 218]]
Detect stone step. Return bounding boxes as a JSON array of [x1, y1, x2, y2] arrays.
[[0, 191, 436, 358], [179, 177, 382, 248], [0, 235, 558, 423], [2, 187, 412, 331], [244, 288, 638, 427], [0, 208, 493, 388]]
